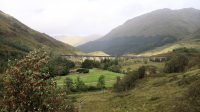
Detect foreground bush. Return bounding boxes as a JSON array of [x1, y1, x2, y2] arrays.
[[1, 49, 74, 112]]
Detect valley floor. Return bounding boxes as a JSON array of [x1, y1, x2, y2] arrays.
[[56, 68, 124, 87]]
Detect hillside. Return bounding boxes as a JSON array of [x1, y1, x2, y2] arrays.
[[74, 69, 200, 112], [0, 10, 77, 72], [138, 29, 200, 56], [78, 8, 200, 55], [87, 51, 110, 56]]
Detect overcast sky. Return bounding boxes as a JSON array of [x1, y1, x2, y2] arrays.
[[0, 0, 200, 37]]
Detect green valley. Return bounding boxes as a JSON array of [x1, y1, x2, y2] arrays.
[[1, 5, 200, 112]]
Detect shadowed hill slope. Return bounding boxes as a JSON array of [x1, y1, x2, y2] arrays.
[[0, 10, 78, 72], [78, 8, 200, 55]]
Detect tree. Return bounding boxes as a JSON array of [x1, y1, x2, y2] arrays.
[[65, 77, 74, 93], [66, 59, 75, 69], [1, 48, 74, 112], [113, 76, 123, 92], [164, 54, 189, 73], [48, 56, 75, 77], [138, 66, 146, 79], [93, 61, 101, 68], [97, 75, 105, 89], [100, 59, 121, 72], [81, 59, 94, 69]]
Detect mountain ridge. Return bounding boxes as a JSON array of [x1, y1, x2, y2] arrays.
[[0, 10, 77, 54], [78, 8, 200, 55], [0, 10, 78, 72]]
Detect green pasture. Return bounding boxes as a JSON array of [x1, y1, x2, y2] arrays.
[[55, 68, 125, 87]]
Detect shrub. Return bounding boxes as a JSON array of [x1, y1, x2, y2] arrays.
[[65, 77, 74, 93], [138, 66, 146, 79], [113, 66, 147, 92], [164, 54, 189, 73], [75, 77, 87, 91], [142, 65, 157, 76], [97, 75, 105, 89], [87, 85, 101, 91], [108, 65, 121, 73], [76, 68, 89, 73], [113, 71, 139, 92], [113, 76, 123, 92], [1, 48, 74, 112]]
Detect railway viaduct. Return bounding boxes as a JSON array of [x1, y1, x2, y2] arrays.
[[61, 54, 168, 62]]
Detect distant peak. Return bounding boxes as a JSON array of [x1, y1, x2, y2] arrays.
[[160, 8, 171, 11], [179, 8, 200, 11], [0, 10, 4, 14], [154, 8, 172, 12], [181, 8, 198, 10], [153, 8, 199, 13], [0, 10, 12, 17]]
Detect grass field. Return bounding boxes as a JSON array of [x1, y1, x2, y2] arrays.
[[55, 68, 125, 87]]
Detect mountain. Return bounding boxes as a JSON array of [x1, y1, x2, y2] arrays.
[[138, 29, 200, 56], [87, 51, 110, 56], [0, 10, 77, 72], [55, 34, 101, 46], [78, 8, 200, 55]]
